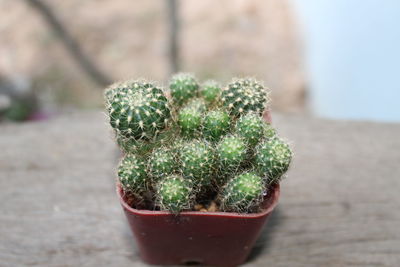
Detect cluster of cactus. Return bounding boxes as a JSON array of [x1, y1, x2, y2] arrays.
[[105, 73, 292, 213]]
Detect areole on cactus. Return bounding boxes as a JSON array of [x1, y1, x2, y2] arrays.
[[107, 74, 292, 213]]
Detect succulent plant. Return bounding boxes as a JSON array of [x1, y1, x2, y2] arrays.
[[107, 74, 292, 214], [220, 172, 264, 212], [180, 140, 215, 186], [202, 109, 230, 141], [201, 80, 221, 105], [255, 138, 292, 183], [221, 78, 269, 116], [105, 80, 171, 140], [156, 174, 194, 213], [186, 97, 207, 113], [118, 154, 148, 194], [217, 135, 247, 173], [169, 73, 199, 106], [178, 105, 202, 138], [235, 112, 266, 147], [263, 122, 277, 140], [148, 147, 176, 181]]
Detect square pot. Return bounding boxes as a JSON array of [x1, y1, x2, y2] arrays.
[[117, 183, 280, 266]]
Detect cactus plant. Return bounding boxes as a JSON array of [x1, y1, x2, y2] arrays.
[[220, 172, 264, 212], [186, 97, 207, 113], [118, 154, 148, 194], [180, 140, 216, 186], [106, 74, 292, 214], [221, 77, 269, 116], [169, 73, 199, 106], [156, 174, 194, 213], [178, 105, 202, 138], [201, 80, 221, 105], [105, 80, 171, 140], [148, 146, 176, 181], [255, 138, 292, 183], [217, 135, 247, 173], [202, 109, 230, 141], [235, 112, 266, 147]]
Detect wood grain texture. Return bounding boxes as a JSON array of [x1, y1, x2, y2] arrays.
[[0, 112, 399, 266]]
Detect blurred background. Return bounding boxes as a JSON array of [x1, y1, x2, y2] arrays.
[[0, 0, 399, 122]]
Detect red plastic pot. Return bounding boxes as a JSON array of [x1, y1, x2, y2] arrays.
[[117, 183, 280, 267]]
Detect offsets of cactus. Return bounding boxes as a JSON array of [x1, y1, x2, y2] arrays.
[[105, 73, 293, 213]]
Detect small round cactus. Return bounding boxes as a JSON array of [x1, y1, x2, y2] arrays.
[[202, 110, 230, 141], [156, 174, 194, 213], [169, 73, 199, 106], [201, 80, 221, 105], [263, 123, 277, 140], [217, 135, 247, 171], [178, 106, 202, 138], [220, 172, 264, 212], [118, 154, 148, 193], [255, 138, 292, 183], [221, 78, 269, 116], [105, 80, 171, 140], [148, 147, 176, 181], [180, 140, 215, 186], [235, 112, 266, 147], [186, 97, 207, 113]]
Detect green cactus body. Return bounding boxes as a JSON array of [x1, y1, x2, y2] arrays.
[[118, 154, 148, 193], [105, 80, 171, 140], [263, 123, 277, 140], [220, 172, 264, 212], [180, 140, 215, 186], [148, 147, 176, 181], [186, 97, 207, 113], [255, 138, 292, 182], [169, 73, 199, 106], [202, 110, 230, 141], [235, 112, 266, 147], [221, 78, 269, 116], [217, 135, 247, 172], [201, 80, 221, 105], [157, 175, 194, 213], [178, 106, 202, 138]]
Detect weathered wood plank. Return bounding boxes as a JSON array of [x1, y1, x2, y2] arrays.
[[0, 112, 399, 266]]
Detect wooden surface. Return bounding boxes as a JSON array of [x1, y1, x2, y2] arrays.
[[1, 112, 399, 266]]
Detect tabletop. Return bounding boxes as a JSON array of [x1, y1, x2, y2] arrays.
[[1, 111, 399, 266]]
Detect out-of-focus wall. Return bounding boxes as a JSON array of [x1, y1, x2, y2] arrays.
[[0, 0, 304, 112], [292, 0, 400, 122]]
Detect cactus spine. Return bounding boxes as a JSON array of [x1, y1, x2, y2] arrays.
[[221, 78, 269, 116], [105, 80, 171, 140], [156, 175, 194, 213], [255, 138, 292, 183], [220, 172, 264, 212]]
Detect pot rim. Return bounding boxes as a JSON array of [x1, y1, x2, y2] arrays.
[[117, 182, 280, 218]]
